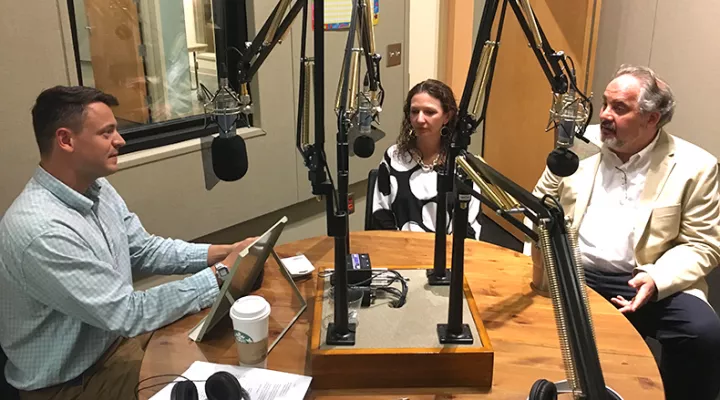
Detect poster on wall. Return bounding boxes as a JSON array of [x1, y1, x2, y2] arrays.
[[313, 0, 379, 30]]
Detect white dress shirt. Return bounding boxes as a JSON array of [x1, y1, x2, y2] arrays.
[[578, 132, 661, 273]]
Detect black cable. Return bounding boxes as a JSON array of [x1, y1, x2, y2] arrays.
[[566, 55, 576, 74], [375, 286, 405, 307], [347, 270, 393, 286], [542, 193, 562, 212], [382, 269, 408, 307], [322, 269, 408, 308], [228, 46, 244, 59], [374, 58, 385, 109]]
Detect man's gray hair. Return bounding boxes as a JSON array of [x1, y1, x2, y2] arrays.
[[613, 64, 676, 128]]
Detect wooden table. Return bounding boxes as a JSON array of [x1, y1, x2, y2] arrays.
[[139, 231, 664, 399]]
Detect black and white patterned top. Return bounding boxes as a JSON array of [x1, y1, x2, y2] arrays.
[[371, 145, 482, 239]]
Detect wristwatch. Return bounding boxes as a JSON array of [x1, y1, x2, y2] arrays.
[[214, 262, 230, 283]]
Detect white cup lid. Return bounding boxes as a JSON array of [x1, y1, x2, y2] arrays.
[[231, 295, 271, 321]]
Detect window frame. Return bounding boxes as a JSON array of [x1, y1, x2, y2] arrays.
[[65, 0, 250, 155]]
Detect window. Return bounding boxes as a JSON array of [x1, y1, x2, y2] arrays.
[[67, 0, 249, 153]]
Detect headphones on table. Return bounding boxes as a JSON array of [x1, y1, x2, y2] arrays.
[[528, 379, 623, 400], [135, 371, 251, 400]]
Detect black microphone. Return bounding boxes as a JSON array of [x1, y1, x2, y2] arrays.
[[353, 84, 375, 158], [212, 135, 248, 181], [354, 133, 375, 158], [546, 146, 579, 177], [546, 86, 587, 177], [208, 82, 249, 181]]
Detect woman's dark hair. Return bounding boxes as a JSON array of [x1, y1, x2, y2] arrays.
[[31, 85, 119, 156], [395, 79, 458, 163]]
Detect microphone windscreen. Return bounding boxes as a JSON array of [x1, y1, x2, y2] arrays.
[[211, 135, 248, 181], [353, 135, 375, 158], [546, 147, 579, 177]]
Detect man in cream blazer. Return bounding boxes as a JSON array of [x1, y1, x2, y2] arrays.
[[533, 65, 720, 400]]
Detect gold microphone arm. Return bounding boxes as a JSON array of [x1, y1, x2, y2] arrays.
[[468, 41, 498, 120], [299, 59, 314, 150], [517, 0, 542, 49], [455, 153, 521, 212], [264, 0, 292, 47], [334, 49, 362, 115]]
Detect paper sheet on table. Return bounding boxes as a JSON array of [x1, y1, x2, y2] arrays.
[[149, 361, 311, 400]]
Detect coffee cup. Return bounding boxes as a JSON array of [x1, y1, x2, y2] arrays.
[[230, 295, 271, 368]]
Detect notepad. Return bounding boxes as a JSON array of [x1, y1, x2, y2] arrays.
[[281, 254, 316, 277], [148, 361, 311, 400]]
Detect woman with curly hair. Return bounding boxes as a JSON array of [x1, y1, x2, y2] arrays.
[[370, 79, 482, 239]]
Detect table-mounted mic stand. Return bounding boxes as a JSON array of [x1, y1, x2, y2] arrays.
[[296, 0, 381, 346]]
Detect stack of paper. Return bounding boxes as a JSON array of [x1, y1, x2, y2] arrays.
[[149, 361, 312, 400]]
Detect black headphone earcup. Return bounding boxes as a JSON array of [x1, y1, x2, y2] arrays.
[[529, 379, 558, 400], [607, 388, 623, 400], [170, 380, 199, 400], [205, 371, 249, 400]]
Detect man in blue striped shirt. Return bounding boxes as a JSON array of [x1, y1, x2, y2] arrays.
[[0, 86, 255, 399]]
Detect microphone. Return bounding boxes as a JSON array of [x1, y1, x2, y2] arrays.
[[354, 89, 374, 158], [546, 85, 588, 177], [352, 77, 383, 158], [207, 80, 249, 181]]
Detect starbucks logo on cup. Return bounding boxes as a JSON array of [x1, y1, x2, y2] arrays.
[[234, 330, 254, 344]]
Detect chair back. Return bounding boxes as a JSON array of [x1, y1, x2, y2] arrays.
[[364, 169, 379, 230]]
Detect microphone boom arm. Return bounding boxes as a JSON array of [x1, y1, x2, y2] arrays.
[[238, 0, 307, 85], [453, 152, 614, 399]]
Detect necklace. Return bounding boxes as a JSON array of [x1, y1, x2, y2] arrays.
[[417, 153, 441, 172]]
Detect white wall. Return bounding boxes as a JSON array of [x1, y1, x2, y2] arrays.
[[408, 0, 440, 87], [592, 0, 720, 158]]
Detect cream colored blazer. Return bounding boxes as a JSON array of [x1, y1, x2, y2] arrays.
[[533, 128, 720, 302]]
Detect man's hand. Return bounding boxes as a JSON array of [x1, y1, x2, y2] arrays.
[[610, 272, 657, 313], [231, 237, 258, 253], [207, 237, 258, 265]]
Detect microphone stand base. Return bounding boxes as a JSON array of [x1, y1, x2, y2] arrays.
[[437, 323, 474, 344], [426, 268, 452, 286], [326, 323, 356, 345]]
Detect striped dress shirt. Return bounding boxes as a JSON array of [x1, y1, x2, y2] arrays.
[[0, 167, 219, 390]]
